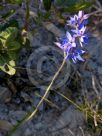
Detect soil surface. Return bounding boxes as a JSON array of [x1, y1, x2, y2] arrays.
[[0, 1, 102, 136]]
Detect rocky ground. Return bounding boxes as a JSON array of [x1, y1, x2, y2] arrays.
[[0, 1, 102, 136]]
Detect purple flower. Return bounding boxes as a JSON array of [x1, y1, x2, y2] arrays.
[[78, 11, 89, 20], [67, 10, 89, 28], [66, 32, 76, 47], [55, 32, 85, 63], [67, 15, 78, 26], [71, 26, 88, 45], [55, 10, 89, 63], [55, 32, 76, 52], [66, 48, 85, 63]]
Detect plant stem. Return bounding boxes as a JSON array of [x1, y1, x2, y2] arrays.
[[8, 58, 66, 136], [89, 9, 102, 16], [26, 58, 66, 121]]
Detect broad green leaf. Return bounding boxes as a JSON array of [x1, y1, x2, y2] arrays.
[[5, 27, 18, 44], [0, 31, 9, 41], [5, 27, 18, 38], [7, 41, 21, 51], [43, 0, 52, 11], [0, 54, 5, 66], [0, 64, 16, 75], [0, 53, 16, 75], [0, 27, 18, 49], [0, 53, 11, 64], [9, 60, 15, 67], [0, 36, 6, 40], [7, 51, 17, 60], [0, 27, 18, 42]]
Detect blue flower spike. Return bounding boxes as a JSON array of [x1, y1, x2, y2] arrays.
[[55, 10, 89, 63], [67, 10, 89, 28]]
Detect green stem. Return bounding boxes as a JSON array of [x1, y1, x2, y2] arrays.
[[8, 58, 66, 136], [26, 58, 66, 121]]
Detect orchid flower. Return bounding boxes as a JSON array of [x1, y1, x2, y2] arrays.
[[55, 32, 76, 52], [72, 26, 88, 45], [55, 10, 89, 63], [65, 48, 85, 63]]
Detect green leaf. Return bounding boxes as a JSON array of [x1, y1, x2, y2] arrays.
[[5, 27, 18, 43], [0, 27, 18, 42], [0, 54, 6, 66], [0, 53, 16, 75], [0, 53, 10, 64], [0, 64, 16, 75], [0, 27, 18, 49], [0, 31, 9, 41], [43, 0, 52, 11], [2, 10, 16, 19], [9, 60, 16, 67], [5, 27, 18, 37], [0, 20, 19, 31], [5, 0, 23, 4], [7, 51, 17, 60], [0, 40, 3, 50], [60, 2, 93, 12], [7, 41, 21, 51]]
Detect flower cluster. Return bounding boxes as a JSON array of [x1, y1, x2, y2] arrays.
[[55, 11, 89, 63]]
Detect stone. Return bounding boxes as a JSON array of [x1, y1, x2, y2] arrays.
[[0, 86, 11, 103]]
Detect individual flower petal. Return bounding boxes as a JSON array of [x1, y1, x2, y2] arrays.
[[80, 37, 84, 42], [78, 10, 89, 20], [83, 14, 89, 20], [60, 37, 68, 45], [80, 26, 86, 34], [78, 20, 88, 29], [77, 54, 84, 61], [71, 29, 78, 34], [66, 31, 72, 41], [78, 11, 83, 18], [64, 44, 72, 52], [72, 42, 76, 47], [66, 32, 76, 47], [54, 42, 62, 49]]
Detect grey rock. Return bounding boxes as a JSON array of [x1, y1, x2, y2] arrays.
[[98, 66, 102, 75], [9, 110, 26, 121], [51, 106, 85, 136], [0, 86, 11, 103]]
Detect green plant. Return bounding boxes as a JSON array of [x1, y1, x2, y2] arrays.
[[0, 27, 22, 75]]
